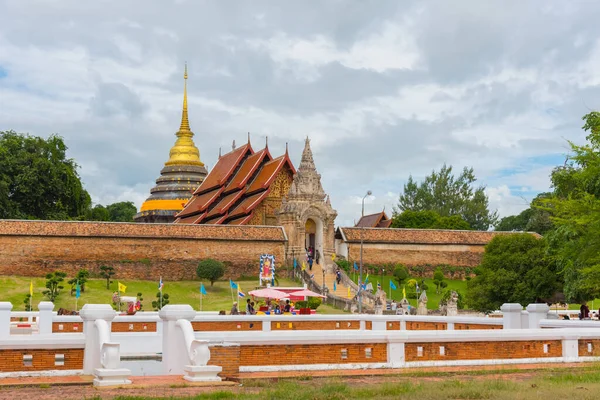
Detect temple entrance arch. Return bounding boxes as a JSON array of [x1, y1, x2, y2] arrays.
[[304, 217, 324, 262]]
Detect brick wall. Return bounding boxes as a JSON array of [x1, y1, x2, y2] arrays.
[[386, 321, 400, 330], [193, 321, 263, 331], [454, 323, 502, 330], [52, 322, 83, 333], [239, 343, 387, 366], [112, 321, 157, 332], [579, 339, 600, 356], [405, 340, 562, 362], [0, 220, 286, 280], [271, 320, 361, 330], [406, 321, 447, 330], [209, 345, 240, 379], [0, 348, 83, 372]]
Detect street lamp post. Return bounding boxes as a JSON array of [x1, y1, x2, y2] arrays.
[[358, 190, 372, 313]]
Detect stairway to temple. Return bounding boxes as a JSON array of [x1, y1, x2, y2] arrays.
[[308, 263, 353, 299]]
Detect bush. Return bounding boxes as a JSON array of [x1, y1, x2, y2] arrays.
[[393, 265, 409, 287], [307, 297, 322, 310], [43, 271, 67, 302], [295, 301, 308, 308], [335, 259, 351, 274], [197, 259, 225, 286]]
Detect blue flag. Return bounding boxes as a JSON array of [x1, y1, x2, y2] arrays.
[[390, 281, 397, 290], [293, 258, 297, 269], [353, 262, 358, 271], [333, 280, 337, 291], [75, 281, 81, 299], [200, 283, 207, 296], [229, 279, 238, 290]]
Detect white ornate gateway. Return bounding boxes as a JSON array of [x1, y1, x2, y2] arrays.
[[277, 137, 337, 271]]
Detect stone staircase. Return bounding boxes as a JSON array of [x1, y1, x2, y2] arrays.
[[309, 263, 353, 299]]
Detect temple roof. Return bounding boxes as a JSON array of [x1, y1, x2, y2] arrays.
[[134, 64, 207, 223], [355, 211, 392, 228], [175, 139, 296, 225]]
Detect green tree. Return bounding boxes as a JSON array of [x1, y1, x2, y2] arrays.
[[197, 259, 225, 286], [495, 193, 553, 234], [152, 292, 169, 311], [392, 210, 471, 230], [394, 164, 497, 230], [439, 289, 466, 310], [100, 265, 116, 290], [432, 268, 447, 294], [68, 269, 89, 295], [23, 294, 32, 311], [106, 201, 137, 222], [42, 271, 67, 302], [541, 111, 600, 302], [0, 130, 91, 220], [467, 234, 561, 312], [86, 205, 110, 221], [393, 264, 409, 288]]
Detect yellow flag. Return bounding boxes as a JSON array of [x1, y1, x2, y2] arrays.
[[331, 253, 336, 261], [347, 286, 351, 298], [402, 286, 406, 299], [29, 280, 33, 296], [301, 261, 306, 271], [118, 282, 127, 293]]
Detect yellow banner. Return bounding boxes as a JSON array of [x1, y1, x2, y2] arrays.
[[118, 282, 127, 293]]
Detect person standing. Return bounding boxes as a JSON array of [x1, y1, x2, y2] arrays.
[[580, 302, 590, 320], [230, 302, 239, 315]]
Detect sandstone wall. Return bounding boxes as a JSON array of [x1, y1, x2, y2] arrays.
[[0, 220, 286, 280]]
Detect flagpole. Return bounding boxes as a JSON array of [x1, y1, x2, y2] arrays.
[[160, 276, 163, 310]]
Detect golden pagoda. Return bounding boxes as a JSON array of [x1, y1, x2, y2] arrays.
[[134, 64, 208, 223]]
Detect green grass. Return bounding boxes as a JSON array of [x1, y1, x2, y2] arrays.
[[0, 276, 345, 313], [347, 273, 468, 309], [108, 365, 600, 399]]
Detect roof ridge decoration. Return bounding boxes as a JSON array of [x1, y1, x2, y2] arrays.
[[165, 63, 204, 167]]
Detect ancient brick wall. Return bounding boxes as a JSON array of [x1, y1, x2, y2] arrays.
[[192, 321, 263, 331], [209, 344, 240, 379], [454, 323, 502, 330], [0, 220, 286, 280], [0, 348, 83, 372], [579, 339, 600, 356], [406, 321, 447, 330]]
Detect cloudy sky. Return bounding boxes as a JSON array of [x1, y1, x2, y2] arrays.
[[1, 1, 599, 226]]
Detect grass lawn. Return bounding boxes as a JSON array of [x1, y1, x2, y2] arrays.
[[347, 272, 468, 309], [0, 276, 345, 313]]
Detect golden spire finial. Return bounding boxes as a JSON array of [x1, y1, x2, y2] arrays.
[[179, 62, 190, 132]]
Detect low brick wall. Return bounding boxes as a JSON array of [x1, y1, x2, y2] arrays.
[[0, 220, 286, 280], [193, 321, 262, 331], [0, 348, 83, 372], [405, 340, 562, 362], [239, 343, 387, 366], [52, 322, 82, 333], [271, 320, 360, 330], [454, 323, 502, 330], [112, 321, 157, 332], [209, 345, 241, 379], [579, 339, 600, 356], [407, 321, 447, 330]]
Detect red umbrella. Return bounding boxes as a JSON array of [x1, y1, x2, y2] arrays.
[[248, 288, 289, 299], [288, 289, 326, 298]]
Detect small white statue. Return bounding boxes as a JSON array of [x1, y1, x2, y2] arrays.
[[417, 290, 428, 315]]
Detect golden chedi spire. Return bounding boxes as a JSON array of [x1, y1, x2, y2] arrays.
[[134, 63, 208, 223], [165, 63, 204, 167]]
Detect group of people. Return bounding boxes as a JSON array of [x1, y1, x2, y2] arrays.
[[578, 302, 600, 320], [229, 298, 292, 315], [306, 246, 320, 271]]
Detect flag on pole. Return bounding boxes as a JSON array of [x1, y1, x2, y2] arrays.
[[353, 262, 358, 271], [200, 283, 208, 296], [75, 280, 81, 299], [29, 280, 33, 296], [402, 286, 406, 299], [301, 261, 307, 271], [293, 258, 297, 269], [310, 273, 315, 279], [229, 279, 238, 290], [238, 283, 245, 298], [364, 274, 369, 284], [377, 281, 381, 290], [158, 277, 164, 292], [118, 282, 127, 293], [333, 280, 337, 291], [390, 281, 397, 290], [347, 286, 351, 298], [331, 253, 336, 261]]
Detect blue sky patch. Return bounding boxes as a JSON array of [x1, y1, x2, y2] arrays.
[[0, 66, 7, 79]]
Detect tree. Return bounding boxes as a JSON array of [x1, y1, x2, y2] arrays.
[[467, 234, 561, 312], [100, 265, 116, 290], [42, 271, 67, 302], [86, 205, 110, 221], [540, 111, 600, 302], [393, 264, 409, 287], [495, 193, 553, 234], [392, 210, 471, 230], [152, 292, 169, 311], [106, 201, 137, 222], [68, 269, 89, 295], [432, 268, 447, 294], [394, 164, 497, 230], [23, 294, 32, 311], [439, 289, 466, 309], [197, 259, 225, 286], [0, 130, 91, 220]]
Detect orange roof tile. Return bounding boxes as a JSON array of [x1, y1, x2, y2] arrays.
[[228, 191, 270, 219], [175, 187, 224, 219], [194, 143, 252, 194], [224, 148, 271, 193], [247, 154, 295, 194], [227, 213, 254, 225], [175, 213, 207, 224], [206, 190, 244, 218]]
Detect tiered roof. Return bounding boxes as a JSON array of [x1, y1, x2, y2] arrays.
[[174, 140, 296, 225], [355, 211, 393, 228]]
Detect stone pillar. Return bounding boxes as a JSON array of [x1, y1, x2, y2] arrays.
[[500, 303, 523, 329], [159, 304, 197, 375], [562, 336, 579, 362], [79, 304, 117, 374], [37, 301, 54, 335], [387, 342, 405, 368], [0, 302, 13, 338], [526, 303, 550, 329]]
